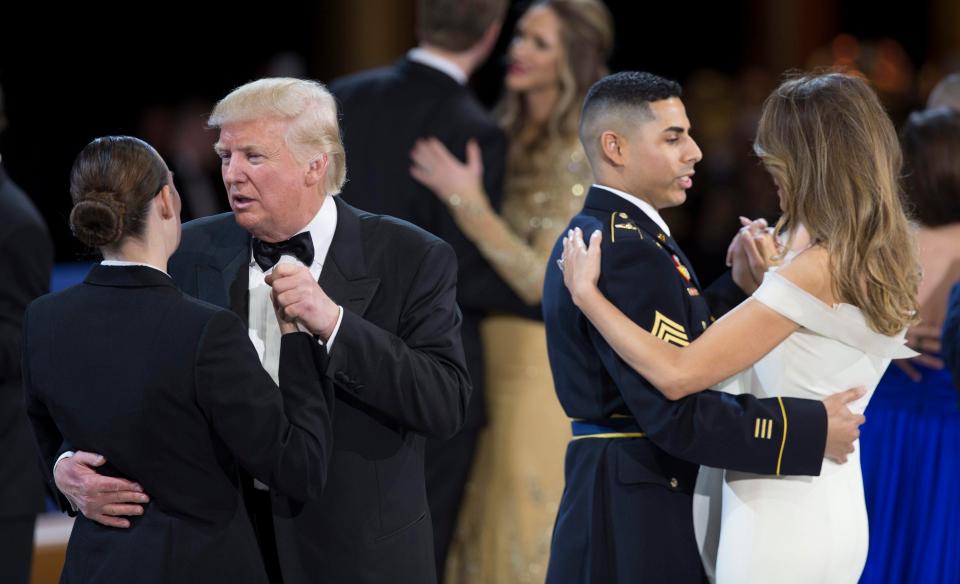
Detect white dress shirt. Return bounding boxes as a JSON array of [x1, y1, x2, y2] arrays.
[[247, 194, 343, 386], [592, 184, 672, 237], [247, 195, 342, 490], [100, 259, 170, 275]]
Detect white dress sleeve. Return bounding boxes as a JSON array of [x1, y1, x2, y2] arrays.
[[751, 271, 916, 360]]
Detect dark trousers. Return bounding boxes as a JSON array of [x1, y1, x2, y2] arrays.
[[0, 515, 36, 584], [243, 481, 284, 584], [425, 428, 481, 582]]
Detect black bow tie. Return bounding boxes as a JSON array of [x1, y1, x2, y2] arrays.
[[252, 232, 315, 271]]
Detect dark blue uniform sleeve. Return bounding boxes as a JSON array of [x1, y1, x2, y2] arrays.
[[585, 219, 826, 476]]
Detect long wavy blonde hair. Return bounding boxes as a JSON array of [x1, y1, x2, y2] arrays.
[[754, 72, 919, 335], [495, 0, 612, 173]]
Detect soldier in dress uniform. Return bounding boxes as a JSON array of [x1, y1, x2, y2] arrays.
[[542, 71, 865, 583]]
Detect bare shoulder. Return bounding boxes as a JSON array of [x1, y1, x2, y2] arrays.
[[776, 245, 838, 305]]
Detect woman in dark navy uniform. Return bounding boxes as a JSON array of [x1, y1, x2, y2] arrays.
[[23, 136, 334, 584]]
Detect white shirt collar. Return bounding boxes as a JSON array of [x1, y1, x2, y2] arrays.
[[249, 194, 338, 272], [592, 184, 672, 237], [100, 260, 169, 276], [407, 48, 468, 85]]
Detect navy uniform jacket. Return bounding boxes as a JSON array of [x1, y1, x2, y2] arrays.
[[543, 186, 827, 584], [24, 266, 334, 584]]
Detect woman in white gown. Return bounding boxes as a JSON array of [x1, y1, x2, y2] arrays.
[[559, 72, 920, 584]]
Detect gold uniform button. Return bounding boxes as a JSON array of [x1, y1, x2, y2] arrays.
[[669, 477, 679, 489]]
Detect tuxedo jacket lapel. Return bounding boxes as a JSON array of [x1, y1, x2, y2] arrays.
[[197, 246, 250, 317], [226, 252, 250, 327], [318, 259, 379, 317], [321, 197, 380, 317], [178, 216, 251, 324]]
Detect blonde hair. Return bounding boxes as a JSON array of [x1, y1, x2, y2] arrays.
[[496, 0, 612, 170], [754, 72, 919, 335], [209, 78, 346, 195]]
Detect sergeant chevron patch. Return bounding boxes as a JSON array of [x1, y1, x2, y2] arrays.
[[651, 311, 689, 346]]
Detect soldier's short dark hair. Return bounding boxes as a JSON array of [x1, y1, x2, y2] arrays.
[[579, 72, 683, 164], [582, 71, 682, 124]]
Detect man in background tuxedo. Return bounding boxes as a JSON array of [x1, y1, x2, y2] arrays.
[[330, 0, 536, 575], [0, 82, 54, 584], [54, 78, 470, 584]]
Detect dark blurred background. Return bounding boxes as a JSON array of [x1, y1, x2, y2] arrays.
[[1, 0, 957, 283]]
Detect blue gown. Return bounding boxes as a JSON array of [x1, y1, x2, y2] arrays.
[[859, 362, 960, 583]]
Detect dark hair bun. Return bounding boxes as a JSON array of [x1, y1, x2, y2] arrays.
[[69, 191, 125, 247]]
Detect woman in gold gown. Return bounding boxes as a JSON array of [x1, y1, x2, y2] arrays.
[[410, 1, 613, 581]]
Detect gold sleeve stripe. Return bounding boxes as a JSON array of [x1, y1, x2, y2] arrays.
[[776, 396, 788, 476], [610, 212, 617, 243], [754, 418, 761, 438], [571, 432, 646, 441]]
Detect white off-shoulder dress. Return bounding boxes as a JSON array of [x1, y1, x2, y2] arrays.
[[693, 271, 914, 584]]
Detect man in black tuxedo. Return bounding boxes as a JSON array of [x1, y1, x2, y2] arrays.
[[54, 78, 470, 584], [0, 84, 53, 584], [330, 0, 535, 573]]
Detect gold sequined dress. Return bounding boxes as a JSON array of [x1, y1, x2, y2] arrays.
[[444, 138, 591, 584]]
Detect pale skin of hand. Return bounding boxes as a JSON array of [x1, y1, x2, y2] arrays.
[[893, 322, 944, 381], [266, 263, 339, 341], [561, 227, 865, 463], [409, 137, 491, 211], [726, 216, 783, 294], [53, 451, 150, 528]]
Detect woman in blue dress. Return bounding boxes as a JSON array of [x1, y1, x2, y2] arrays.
[[859, 106, 960, 583]]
